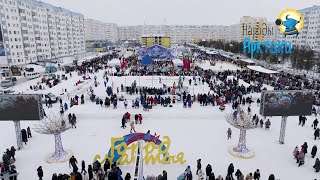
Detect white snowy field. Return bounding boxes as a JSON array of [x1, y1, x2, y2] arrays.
[[0, 65, 319, 179], [196, 61, 242, 72]]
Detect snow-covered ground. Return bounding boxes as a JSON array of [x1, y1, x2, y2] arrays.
[[0, 63, 319, 180], [196, 61, 242, 72]]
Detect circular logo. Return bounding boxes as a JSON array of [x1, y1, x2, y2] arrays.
[[275, 9, 304, 36]]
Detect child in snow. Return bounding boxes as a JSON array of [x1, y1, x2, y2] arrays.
[[130, 121, 136, 133], [259, 119, 264, 128]]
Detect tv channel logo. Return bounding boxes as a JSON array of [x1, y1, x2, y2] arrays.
[[275, 9, 303, 37]]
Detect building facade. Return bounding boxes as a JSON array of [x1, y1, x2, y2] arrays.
[[84, 19, 118, 43], [0, 0, 86, 66], [141, 35, 170, 48]]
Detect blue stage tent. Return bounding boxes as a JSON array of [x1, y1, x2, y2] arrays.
[[140, 54, 152, 66]]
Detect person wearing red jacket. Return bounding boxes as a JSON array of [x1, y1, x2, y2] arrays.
[[153, 97, 157, 105], [138, 114, 143, 124]]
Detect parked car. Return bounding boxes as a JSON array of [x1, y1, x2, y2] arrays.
[[40, 93, 59, 103], [0, 88, 15, 94], [1, 80, 13, 88]]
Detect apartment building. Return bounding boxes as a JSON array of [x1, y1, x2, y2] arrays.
[[84, 19, 119, 43], [0, 0, 85, 66]]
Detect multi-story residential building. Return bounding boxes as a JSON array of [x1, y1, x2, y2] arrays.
[[84, 19, 105, 41], [84, 19, 119, 43], [118, 25, 221, 44], [104, 23, 118, 43], [240, 16, 268, 41], [278, 5, 320, 52], [0, 0, 85, 66]]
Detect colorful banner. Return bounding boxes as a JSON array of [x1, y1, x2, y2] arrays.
[[94, 132, 186, 165]]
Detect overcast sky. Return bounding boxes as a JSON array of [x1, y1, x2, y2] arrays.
[[41, 0, 319, 25]]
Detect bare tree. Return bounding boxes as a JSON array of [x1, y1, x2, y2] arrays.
[[225, 107, 256, 158], [34, 113, 73, 163]]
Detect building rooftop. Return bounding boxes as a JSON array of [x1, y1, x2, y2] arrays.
[[19, 0, 83, 17], [300, 5, 320, 13]]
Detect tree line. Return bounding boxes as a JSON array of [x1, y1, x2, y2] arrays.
[[196, 40, 319, 72]]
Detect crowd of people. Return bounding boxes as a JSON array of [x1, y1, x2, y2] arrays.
[[175, 160, 277, 180], [16, 48, 320, 180]]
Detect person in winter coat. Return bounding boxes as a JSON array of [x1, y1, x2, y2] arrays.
[[206, 164, 212, 177], [197, 169, 204, 180], [124, 99, 128, 109], [37, 166, 43, 180], [115, 166, 123, 180], [301, 142, 308, 154], [196, 159, 201, 175], [68, 113, 72, 124], [100, 99, 103, 107], [227, 163, 234, 179], [69, 156, 78, 173], [64, 103, 68, 111], [245, 173, 253, 180], [81, 160, 87, 174], [121, 116, 126, 129], [313, 119, 319, 130], [71, 114, 77, 128], [298, 150, 305, 167], [21, 129, 28, 144], [177, 172, 187, 180], [216, 175, 223, 180], [104, 159, 111, 172], [227, 128, 232, 139], [253, 169, 260, 180], [268, 174, 275, 180], [314, 128, 320, 140], [265, 119, 271, 129], [134, 114, 139, 124], [259, 119, 263, 128], [130, 121, 136, 133], [138, 114, 143, 124], [235, 169, 244, 180], [208, 172, 215, 180], [162, 170, 167, 180], [314, 158, 320, 172], [293, 146, 299, 159], [311, 145, 317, 158], [10, 146, 16, 161], [88, 165, 93, 180], [125, 173, 131, 180], [52, 173, 58, 180], [185, 166, 193, 180], [75, 172, 83, 180], [27, 126, 32, 138]]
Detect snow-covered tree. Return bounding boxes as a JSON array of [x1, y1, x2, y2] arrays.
[[34, 113, 73, 163]]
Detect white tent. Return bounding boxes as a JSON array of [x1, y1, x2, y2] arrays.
[[247, 65, 278, 74], [107, 59, 120, 67], [172, 59, 183, 67], [239, 59, 256, 65]]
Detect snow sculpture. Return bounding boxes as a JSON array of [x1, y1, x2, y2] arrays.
[[34, 113, 73, 163], [225, 106, 256, 159]]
